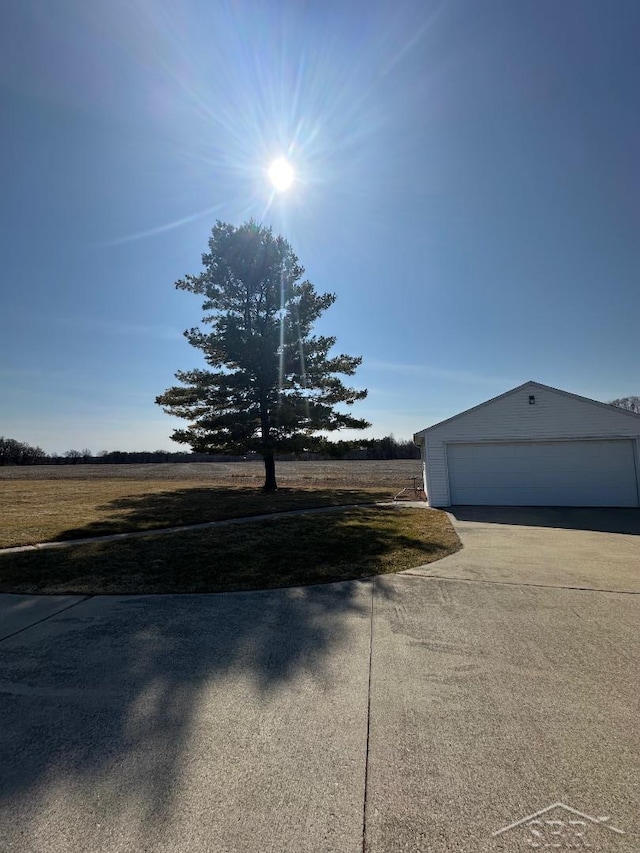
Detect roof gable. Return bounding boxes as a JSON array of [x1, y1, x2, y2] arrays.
[[414, 381, 640, 440]]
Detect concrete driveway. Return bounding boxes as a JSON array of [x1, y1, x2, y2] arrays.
[[0, 508, 638, 852], [409, 506, 640, 593]]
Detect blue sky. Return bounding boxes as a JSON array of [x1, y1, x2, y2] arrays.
[[1, 0, 639, 454]]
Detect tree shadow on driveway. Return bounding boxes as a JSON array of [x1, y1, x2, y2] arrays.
[[0, 579, 384, 851], [0, 490, 449, 848]]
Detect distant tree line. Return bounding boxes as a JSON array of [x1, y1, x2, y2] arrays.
[[0, 437, 48, 465], [315, 435, 420, 460], [93, 450, 248, 464], [0, 435, 419, 465]]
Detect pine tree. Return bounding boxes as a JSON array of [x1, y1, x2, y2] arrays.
[[156, 220, 369, 491]]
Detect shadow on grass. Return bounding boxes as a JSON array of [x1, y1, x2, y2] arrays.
[[55, 486, 390, 542], [448, 505, 640, 535], [0, 506, 460, 595]]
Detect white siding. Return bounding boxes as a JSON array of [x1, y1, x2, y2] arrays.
[[418, 384, 640, 507]]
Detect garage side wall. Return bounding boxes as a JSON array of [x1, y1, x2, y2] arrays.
[[424, 386, 640, 507]]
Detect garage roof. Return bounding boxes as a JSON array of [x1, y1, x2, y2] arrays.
[[413, 380, 640, 444]]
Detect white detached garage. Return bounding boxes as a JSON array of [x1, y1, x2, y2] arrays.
[[413, 382, 640, 508]]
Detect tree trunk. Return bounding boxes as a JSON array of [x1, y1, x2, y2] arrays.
[[259, 396, 277, 492], [262, 450, 277, 492]]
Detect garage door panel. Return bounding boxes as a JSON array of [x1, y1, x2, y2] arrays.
[[447, 440, 638, 507]]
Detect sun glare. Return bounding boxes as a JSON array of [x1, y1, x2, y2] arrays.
[[268, 157, 294, 192]]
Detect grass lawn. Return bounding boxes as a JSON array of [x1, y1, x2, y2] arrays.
[[0, 460, 426, 548], [0, 507, 460, 594], [0, 482, 391, 549]]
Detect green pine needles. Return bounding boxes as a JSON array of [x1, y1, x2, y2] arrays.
[[156, 220, 369, 491]]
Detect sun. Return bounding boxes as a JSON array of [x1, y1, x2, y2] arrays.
[[268, 157, 294, 192]]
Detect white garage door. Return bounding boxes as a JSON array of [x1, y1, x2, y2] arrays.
[[447, 440, 639, 507]]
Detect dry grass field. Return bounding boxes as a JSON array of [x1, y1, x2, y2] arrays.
[[0, 459, 422, 485], [0, 460, 423, 548]]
